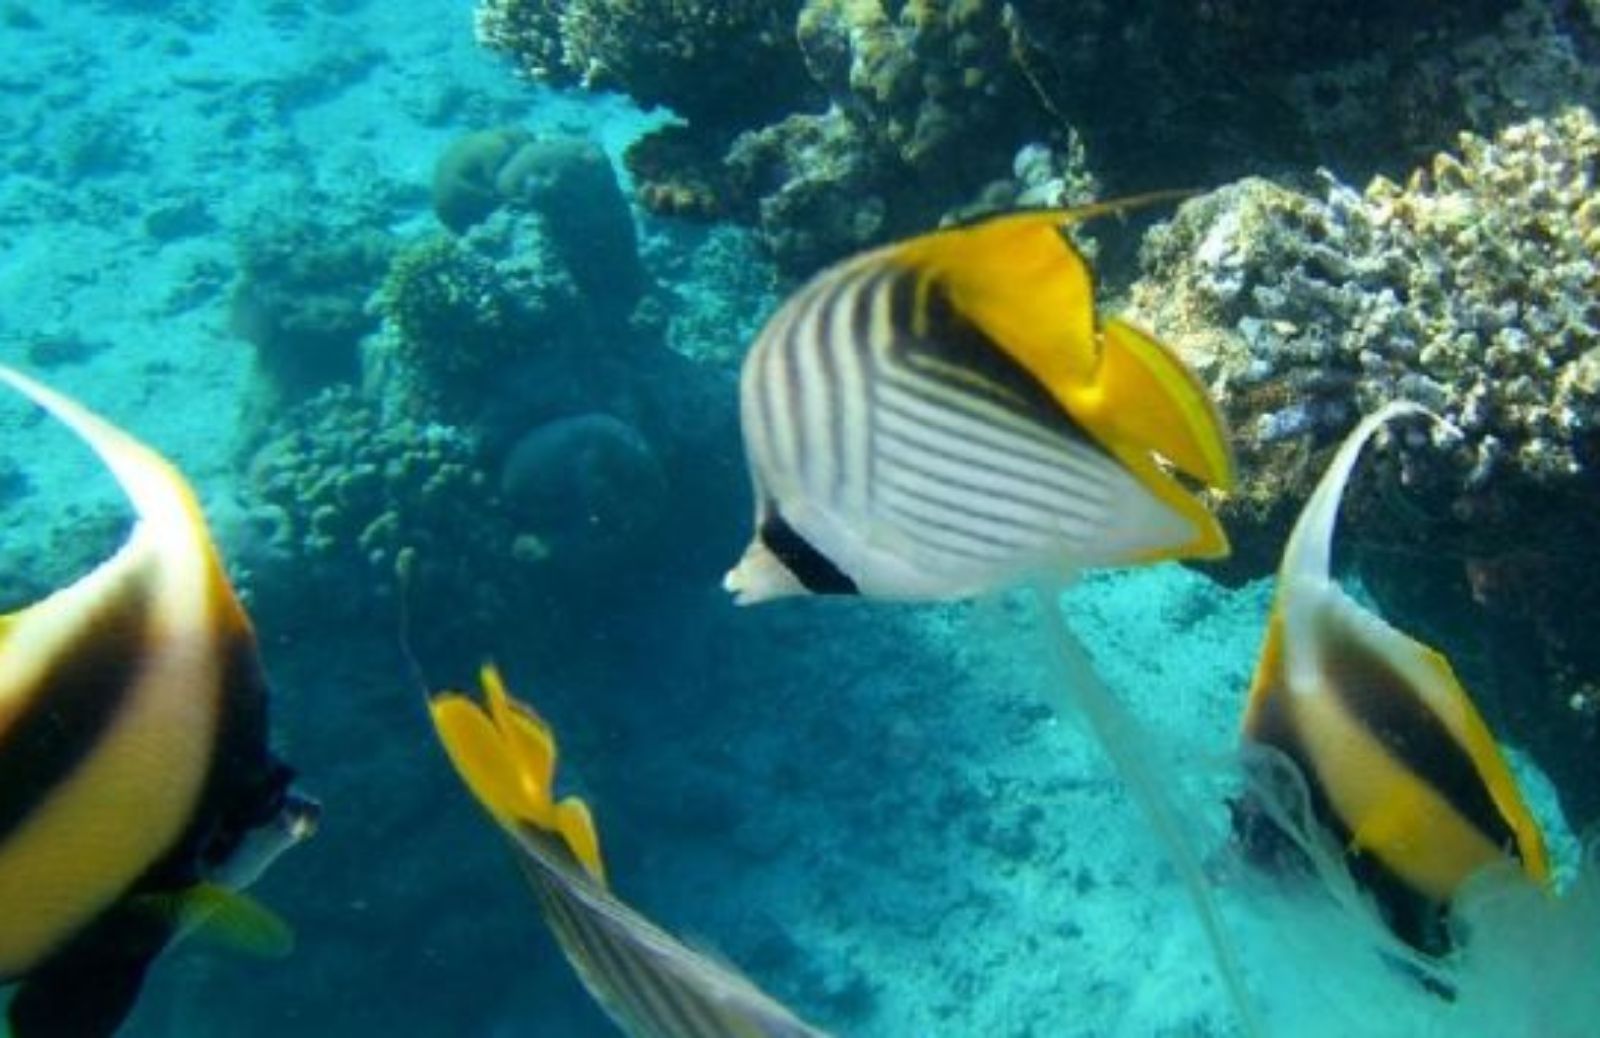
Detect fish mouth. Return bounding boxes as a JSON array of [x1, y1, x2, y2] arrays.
[[280, 789, 322, 843]]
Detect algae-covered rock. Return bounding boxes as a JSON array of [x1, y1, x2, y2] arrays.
[[230, 215, 396, 406]]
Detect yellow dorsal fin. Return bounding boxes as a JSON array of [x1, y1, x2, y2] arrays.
[[873, 201, 1233, 500], [1090, 318, 1236, 491], [428, 664, 607, 885], [886, 209, 1100, 388]]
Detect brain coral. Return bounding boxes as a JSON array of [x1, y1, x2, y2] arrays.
[[1128, 107, 1600, 824]]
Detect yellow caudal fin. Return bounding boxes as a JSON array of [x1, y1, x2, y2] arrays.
[[1091, 318, 1235, 491], [428, 664, 606, 884]]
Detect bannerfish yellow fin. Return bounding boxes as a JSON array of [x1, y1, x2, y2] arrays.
[[132, 883, 294, 959], [428, 665, 606, 885], [1244, 400, 1550, 910]]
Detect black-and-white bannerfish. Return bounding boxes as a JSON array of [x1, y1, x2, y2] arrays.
[[0, 365, 316, 1037], [1240, 400, 1550, 954], [725, 204, 1236, 603], [429, 665, 831, 1038]]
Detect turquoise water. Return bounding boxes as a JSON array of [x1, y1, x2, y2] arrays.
[[2, 2, 1597, 1036]]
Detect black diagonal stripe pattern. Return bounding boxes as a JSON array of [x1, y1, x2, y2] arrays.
[[0, 566, 153, 847], [1321, 625, 1520, 858], [518, 836, 821, 1038]]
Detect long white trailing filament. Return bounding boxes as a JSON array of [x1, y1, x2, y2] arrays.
[[1030, 585, 1264, 1038]]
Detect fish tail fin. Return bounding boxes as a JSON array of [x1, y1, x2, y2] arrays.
[[428, 664, 606, 884], [1094, 318, 1236, 492]]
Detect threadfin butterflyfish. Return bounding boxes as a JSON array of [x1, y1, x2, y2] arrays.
[[0, 365, 316, 1037], [429, 665, 831, 1038], [724, 204, 1235, 604], [1240, 401, 1550, 954]]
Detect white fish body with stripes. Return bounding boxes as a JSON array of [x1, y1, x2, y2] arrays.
[[722, 207, 1272, 1035], [724, 205, 1235, 604]]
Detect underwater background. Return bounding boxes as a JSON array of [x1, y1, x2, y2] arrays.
[[2, 0, 1598, 1035]]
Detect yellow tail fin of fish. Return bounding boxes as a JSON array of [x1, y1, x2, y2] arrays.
[[428, 665, 606, 884]]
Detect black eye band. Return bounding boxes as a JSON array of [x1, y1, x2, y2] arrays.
[[758, 511, 859, 596]]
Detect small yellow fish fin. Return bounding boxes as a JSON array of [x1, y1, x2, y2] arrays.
[[135, 883, 294, 959], [430, 692, 544, 822], [481, 663, 559, 797], [428, 665, 607, 885], [1092, 317, 1236, 491], [886, 209, 1101, 387]]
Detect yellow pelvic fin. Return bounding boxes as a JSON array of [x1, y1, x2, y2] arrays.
[[1089, 318, 1236, 491], [134, 882, 294, 959], [428, 665, 606, 884]]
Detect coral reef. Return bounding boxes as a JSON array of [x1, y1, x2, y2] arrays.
[[233, 126, 745, 657], [230, 215, 395, 406], [237, 386, 512, 639], [474, 0, 1600, 276], [373, 222, 583, 417], [475, 0, 810, 135], [1127, 107, 1600, 825], [431, 125, 536, 234], [434, 127, 646, 299], [498, 411, 668, 570]]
